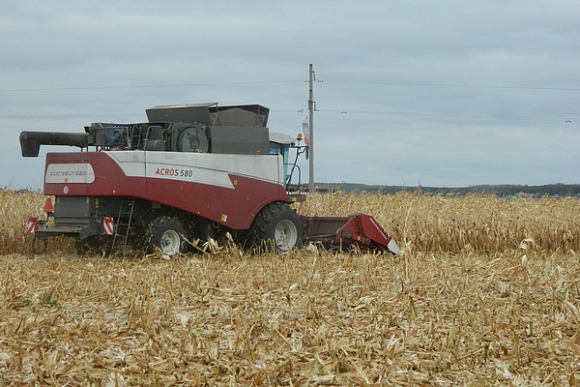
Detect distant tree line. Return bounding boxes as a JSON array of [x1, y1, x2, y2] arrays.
[[315, 183, 580, 198]]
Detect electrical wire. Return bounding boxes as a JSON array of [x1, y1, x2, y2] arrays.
[[0, 80, 303, 93], [1, 79, 576, 122], [322, 80, 580, 92], [313, 109, 577, 122], [2, 109, 576, 123], [2, 79, 578, 92]]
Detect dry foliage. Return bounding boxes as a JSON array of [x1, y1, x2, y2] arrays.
[[1, 189, 580, 384], [0, 189, 43, 256], [3, 189, 580, 255], [1, 249, 580, 385], [0, 189, 74, 256], [300, 191, 580, 254]]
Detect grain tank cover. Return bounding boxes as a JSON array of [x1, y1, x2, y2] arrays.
[[146, 103, 269, 127], [146, 103, 217, 126], [211, 104, 269, 127]]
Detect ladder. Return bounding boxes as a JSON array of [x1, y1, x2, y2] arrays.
[[111, 198, 135, 252]]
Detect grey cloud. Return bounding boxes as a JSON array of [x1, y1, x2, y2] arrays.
[[1, 1, 578, 188]]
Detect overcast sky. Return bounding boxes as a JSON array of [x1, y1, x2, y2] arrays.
[[1, 1, 578, 189]]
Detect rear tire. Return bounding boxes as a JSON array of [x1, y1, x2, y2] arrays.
[[147, 217, 188, 256], [251, 202, 305, 252]]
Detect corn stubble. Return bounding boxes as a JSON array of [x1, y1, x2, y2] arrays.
[[1, 188, 580, 385]]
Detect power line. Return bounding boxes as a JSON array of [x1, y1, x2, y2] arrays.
[[0, 80, 303, 93], [277, 108, 577, 123], [0, 114, 138, 120], [5, 108, 572, 123], [2, 79, 578, 93], [316, 109, 577, 122], [323, 80, 580, 92]]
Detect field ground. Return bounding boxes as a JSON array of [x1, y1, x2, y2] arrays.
[[1, 190, 580, 384], [2, 250, 580, 385]]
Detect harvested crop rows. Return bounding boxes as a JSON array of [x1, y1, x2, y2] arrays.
[[1, 189, 580, 385]]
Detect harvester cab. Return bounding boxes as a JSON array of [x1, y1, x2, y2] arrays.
[[20, 102, 399, 256]]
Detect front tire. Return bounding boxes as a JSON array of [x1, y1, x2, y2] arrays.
[[251, 202, 305, 252], [147, 217, 188, 256]]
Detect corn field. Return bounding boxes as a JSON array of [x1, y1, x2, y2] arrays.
[[3, 189, 580, 256], [1, 188, 580, 385], [300, 191, 580, 255]]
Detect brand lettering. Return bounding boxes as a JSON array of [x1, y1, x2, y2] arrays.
[[155, 168, 179, 176]]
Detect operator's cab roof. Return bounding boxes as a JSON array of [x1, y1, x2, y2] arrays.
[[269, 132, 296, 147]]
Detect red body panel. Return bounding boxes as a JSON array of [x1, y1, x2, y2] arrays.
[[43, 151, 289, 230], [44, 152, 146, 197], [145, 174, 287, 229]]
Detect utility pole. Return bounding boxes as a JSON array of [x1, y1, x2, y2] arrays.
[[308, 64, 314, 195]]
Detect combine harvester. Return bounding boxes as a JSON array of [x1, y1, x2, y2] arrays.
[[20, 103, 399, 256]]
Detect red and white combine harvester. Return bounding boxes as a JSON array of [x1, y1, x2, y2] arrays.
[[21, 103, 399, 256]]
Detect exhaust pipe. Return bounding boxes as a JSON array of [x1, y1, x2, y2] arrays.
[[20, 131, 89, 157]]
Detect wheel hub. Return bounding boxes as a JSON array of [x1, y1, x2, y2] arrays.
[[160, 230, 181, 255], [275, 219, 298, 251]]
